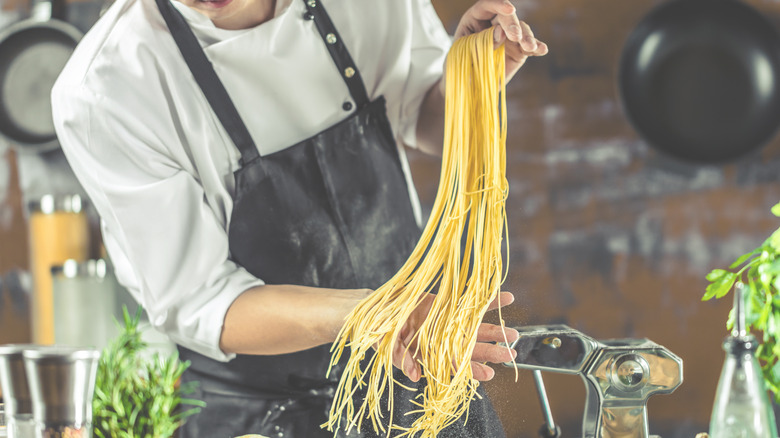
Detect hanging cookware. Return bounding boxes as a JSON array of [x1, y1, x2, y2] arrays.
[[0, 0, 82, 154], [618, 0, 780, 164]]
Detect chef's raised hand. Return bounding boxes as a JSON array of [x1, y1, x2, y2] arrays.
[[454, 0, 548, 82], [393, 291, 519, 382]]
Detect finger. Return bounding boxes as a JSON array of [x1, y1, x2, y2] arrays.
[[487, 291, 515, 312], [472, 341, 518, 364], [476, 323, 519, 343], [516, 20, 538, 52], [504, 39, 546, 75], [392, 339, 420, 382], [471, 362, 496, 381], [504, 43, 530, 75], [492, 14, 523, 44], [455, 0, 516, 39], [533, 40, 549, 56], [469, 0, 516, 22]]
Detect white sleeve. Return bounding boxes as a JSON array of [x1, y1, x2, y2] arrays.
[[396, 0, 452, 149], [52, 86, 263, 362]]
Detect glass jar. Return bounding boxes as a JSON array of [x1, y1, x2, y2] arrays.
[[709, 283, 778, 438], [709, 334, 777, 438], [27, 195, 90, 345]]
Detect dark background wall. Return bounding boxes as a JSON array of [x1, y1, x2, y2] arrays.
[[2, 0, 780, 436]]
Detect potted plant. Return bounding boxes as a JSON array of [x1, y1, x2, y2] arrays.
[[704, 202, 780, 402], [92, 308, 204, 438]]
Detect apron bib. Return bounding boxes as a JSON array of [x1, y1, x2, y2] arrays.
[[154, 1, 505, 436]]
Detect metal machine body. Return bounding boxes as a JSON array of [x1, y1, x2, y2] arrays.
[[505, 325, 683, 438]]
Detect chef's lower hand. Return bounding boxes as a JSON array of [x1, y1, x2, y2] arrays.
[[471, 292, 519, 380], [393, 291, 519, 383], [454, 0, 548, 82]]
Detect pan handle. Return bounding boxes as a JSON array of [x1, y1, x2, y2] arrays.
[[30, 0, 66, 22], [50, 0, 66, 21]]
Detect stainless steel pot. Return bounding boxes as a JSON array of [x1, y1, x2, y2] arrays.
[[0, 0, 82, 154]]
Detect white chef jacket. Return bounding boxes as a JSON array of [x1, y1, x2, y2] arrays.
[[51, 0, 451, 361]]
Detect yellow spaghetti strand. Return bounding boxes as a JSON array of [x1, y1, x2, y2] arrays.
[[326, 27, 509, 438]]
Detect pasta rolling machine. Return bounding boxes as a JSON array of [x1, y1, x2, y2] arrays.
[[504, 324, 683, 438]]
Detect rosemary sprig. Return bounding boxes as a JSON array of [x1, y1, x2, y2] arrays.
[[703, 202, 780, 402], [93, 307, 205, 438]]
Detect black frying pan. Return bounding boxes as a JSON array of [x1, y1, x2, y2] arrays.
[[0, 0, 81, 153], [618, 0, 780, 164]]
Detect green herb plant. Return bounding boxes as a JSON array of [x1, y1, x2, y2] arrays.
[[704, 202, 780, 402], [93, 307, 205, 438]]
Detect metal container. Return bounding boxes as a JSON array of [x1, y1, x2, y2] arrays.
[[22, 347, 99, 438], [51, 259, 117, 350], [0, 344, 40, 438], [1, 402, 7, 437]]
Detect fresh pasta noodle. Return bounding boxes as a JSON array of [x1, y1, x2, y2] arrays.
[[325, 27, 509, 438]]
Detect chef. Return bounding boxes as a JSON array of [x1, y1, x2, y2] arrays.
[[51, 0, 547, 435]]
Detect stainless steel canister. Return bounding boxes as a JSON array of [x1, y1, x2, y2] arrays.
[[22, 347, 100, 438], [0, 344, 39, 438]]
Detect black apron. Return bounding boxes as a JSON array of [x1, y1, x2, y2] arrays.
[[155, 0, 506, 436]]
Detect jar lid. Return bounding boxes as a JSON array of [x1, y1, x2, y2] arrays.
[[51, 259, 109, 279], [27, 194, 85, 214]]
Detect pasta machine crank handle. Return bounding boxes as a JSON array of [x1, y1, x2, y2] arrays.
[[532, 370, 561, 438]]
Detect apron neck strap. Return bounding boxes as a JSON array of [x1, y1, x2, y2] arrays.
[[155, 0, 260, 164]]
